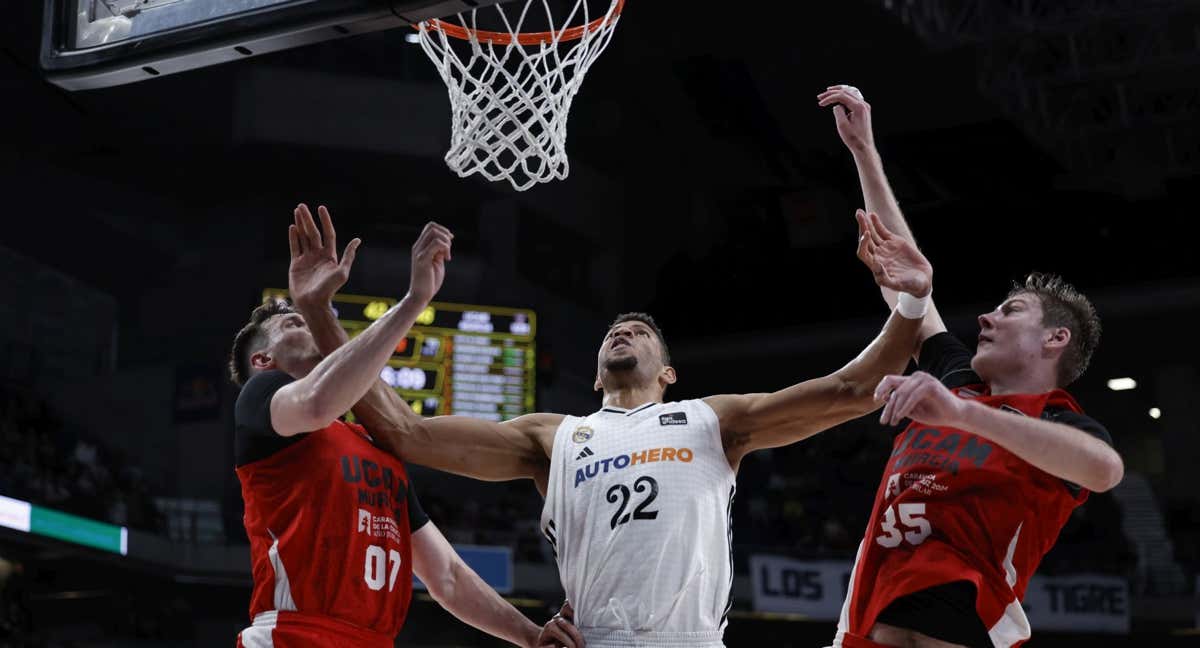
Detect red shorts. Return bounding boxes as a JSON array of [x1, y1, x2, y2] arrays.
[[236, 610, 393, 648]]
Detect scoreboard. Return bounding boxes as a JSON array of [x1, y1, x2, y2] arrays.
[[263, 290, 535, 421]]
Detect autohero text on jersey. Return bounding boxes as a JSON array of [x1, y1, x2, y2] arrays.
[[575, 446, 694, 488]]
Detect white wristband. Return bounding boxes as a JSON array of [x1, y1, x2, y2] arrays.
[[896, 291, 931, 319]]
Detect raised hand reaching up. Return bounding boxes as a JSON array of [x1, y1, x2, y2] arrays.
[[288, 204, 361, 309], [855, 209, 932, 298]]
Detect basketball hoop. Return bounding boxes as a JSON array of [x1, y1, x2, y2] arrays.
[[416, 0, 626, 191]]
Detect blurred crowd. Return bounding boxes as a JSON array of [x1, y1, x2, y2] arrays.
[[0, 383, 163, 534]]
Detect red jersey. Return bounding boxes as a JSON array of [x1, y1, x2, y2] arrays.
[[233, 371, 426, 647], [834, 334, 1108, 648]]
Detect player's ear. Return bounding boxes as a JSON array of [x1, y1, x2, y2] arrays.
[[661, 365, 677, 386], [251, 350, 275, 371], [594, 373, 603, 392], [1045, 326, 1071, 352]]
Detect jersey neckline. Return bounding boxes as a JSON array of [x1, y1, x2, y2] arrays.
[[599, 402, 659, 416]]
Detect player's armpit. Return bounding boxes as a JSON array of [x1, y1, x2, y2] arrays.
[[396, 413, 561, 483]]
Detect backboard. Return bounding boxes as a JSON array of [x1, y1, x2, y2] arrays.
[[40, 0, 509, 91]]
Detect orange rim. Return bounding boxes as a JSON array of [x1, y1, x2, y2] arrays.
[[420, 0, 625, 46]]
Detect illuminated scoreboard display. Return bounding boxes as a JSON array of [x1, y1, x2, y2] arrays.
[[263, 290, 536, 421]]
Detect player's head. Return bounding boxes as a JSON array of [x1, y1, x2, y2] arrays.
[[594, 312, 676, 395], [972, 273, 1101, 388], [228, 299, 323, 386]]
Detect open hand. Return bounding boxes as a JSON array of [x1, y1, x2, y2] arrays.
[[534, 601, 584, 648], [288, 204, 361, 308], [855, 210, 932, 298], [874, 372, 969, 427], [818, 84, 875, 154], [408, 222, 453, 305]]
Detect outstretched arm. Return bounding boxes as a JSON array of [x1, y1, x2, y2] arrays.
[[268, 219, 451, 436], [710, 213, 931, 468], [819, 84, 948, 350], [873, 372, 1124, 492], [412, 523, 585, 648], [709, 310, 922, 468], [284, 205, 555, 484]]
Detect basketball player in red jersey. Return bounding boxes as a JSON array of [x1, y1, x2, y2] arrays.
[[227, 219, 583, 647], [819, 84, 1125, 648]]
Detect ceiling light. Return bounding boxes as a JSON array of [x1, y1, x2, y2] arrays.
[[1149, 408, 1161, 419], [1106, 378, 1137, 391], [405, 33, 420, 44]]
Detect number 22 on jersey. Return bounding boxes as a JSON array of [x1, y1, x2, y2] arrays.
[[606, 475, 660, 530]]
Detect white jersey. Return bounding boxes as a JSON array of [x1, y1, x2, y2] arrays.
[[540, 400, 737, 648]]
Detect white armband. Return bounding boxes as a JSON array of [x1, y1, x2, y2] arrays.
[[896, 291, 931, 319]]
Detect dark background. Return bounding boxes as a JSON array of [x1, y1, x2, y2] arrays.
[[1, 0, 1198, 645]]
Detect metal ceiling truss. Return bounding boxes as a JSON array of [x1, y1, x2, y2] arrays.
[[884, 0, 1200, 181]]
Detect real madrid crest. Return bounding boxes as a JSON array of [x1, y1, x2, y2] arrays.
[[572, 425, 594, 444]]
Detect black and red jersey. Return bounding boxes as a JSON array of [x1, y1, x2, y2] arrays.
[[834, 333, 1112, 648], [233, 370, 428, 647]]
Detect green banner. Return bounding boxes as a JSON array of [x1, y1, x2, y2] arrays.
[[29, 505, 128, 555]]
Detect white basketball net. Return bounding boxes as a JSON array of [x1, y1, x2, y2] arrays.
[[416, 0, 624, 191]]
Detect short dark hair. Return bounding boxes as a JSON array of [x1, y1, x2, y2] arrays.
[[608, 312, 671, 365], [1008, 272, 1101, 386], [228, 299, 295, 386]]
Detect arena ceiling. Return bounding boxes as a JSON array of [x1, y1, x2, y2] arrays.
[[1, 1, 1196, 341]]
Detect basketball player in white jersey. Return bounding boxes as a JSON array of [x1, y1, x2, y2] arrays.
[[287, 206, 937, 648]]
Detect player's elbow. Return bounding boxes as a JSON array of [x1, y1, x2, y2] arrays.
[[271, 383, 335, 436], [425, 559, 461, 605], [298, 389, 340, 430], [836, 373, 879, 417], [1089, 450, 1125, 493]]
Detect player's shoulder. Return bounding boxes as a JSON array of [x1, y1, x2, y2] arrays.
[[700, 393, 760, 420], [1043, 406, 1112, 446], [235, 369, 293, 405], [506, 411, 567, 434]]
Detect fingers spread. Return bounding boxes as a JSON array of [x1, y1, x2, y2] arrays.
[[340, 238, 362, 270], [288, 224, 301, 258], [318, 205, 336, 252], [297, 203, 322, 249]]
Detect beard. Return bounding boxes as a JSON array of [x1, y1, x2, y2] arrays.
[[604, 355, 638, 373]]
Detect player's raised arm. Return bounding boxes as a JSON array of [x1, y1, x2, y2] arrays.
[[282, 204, 558, 485], [708, 212, 931, 468], [819, 84, 948, 350], [268, 220, 451, 436], [286, 204, 445, 456]]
